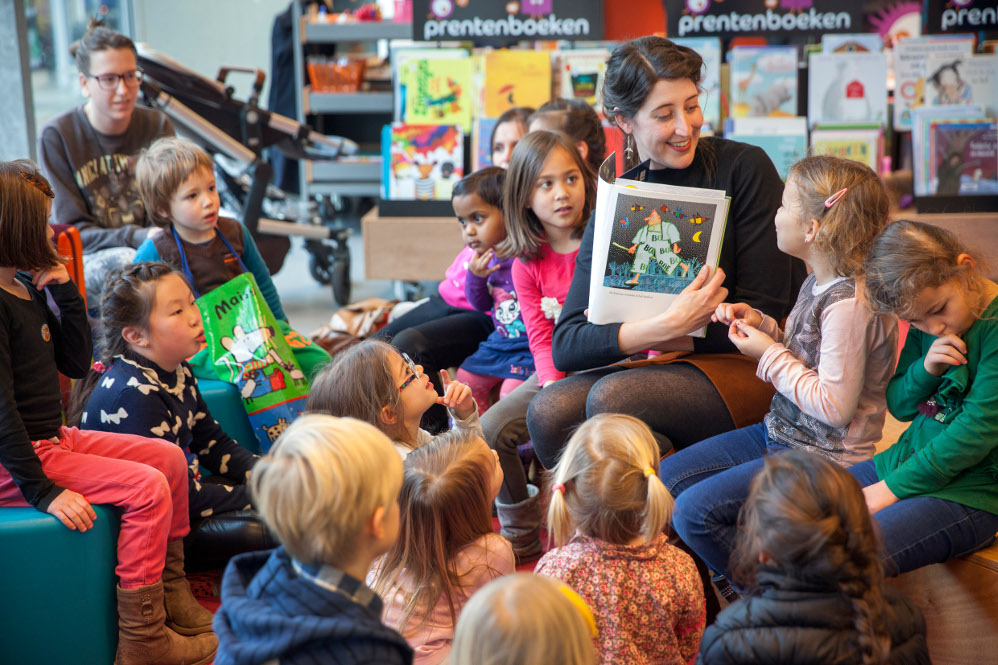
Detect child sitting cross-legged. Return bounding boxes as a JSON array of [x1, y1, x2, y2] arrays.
[[133, 136, 329, 382], [213, 414, 413, 665]]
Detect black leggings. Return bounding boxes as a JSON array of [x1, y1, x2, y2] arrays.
[[374, 295, 493, 432], [526, 363, 737, 469]]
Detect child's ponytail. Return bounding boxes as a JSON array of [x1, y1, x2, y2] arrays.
[[66, 261, 177, 427], [642, 467, 674, 544]]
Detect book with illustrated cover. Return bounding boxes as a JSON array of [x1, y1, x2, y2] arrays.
[[923, 53, 998, 116], [929, 120, 998, 196], [729, 46, 798, 119], [672, 37, 721, 133], [399, 56, 473, 132], [383, 124, 464, 201], [810, 125, 883, 172], [910, 105, 985, 195], [821, 34, 884, 54], [483, 50, 552, 118], [587, 154, 730, 337], [724, 117, 807, 181], [472, 116, 498, 171], [893, 35, 974, 132], [552, 48, 610, 110], [807, 52, 888, 128], [392, 47, 466, 122]]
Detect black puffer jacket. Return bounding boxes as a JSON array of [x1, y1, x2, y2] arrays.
[[698, 568, 930, 665]]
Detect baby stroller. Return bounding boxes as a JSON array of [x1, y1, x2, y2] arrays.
[[136, 44, 356, 304]]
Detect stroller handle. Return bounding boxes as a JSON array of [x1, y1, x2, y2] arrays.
[[216, 66, 267, 107]]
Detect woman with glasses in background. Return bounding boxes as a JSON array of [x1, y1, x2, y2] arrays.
[[37, 19, 174, 307]]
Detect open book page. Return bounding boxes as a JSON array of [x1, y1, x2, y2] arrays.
[[588, 154, 730, 337]]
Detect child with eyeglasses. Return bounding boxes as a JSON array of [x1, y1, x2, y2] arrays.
[[306, 340, 481, 459], [37, 19, 173, 307]]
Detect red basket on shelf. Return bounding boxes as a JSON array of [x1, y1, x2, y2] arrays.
[[307, 57, 367, 93]]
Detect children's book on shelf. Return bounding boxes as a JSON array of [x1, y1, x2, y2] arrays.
[[910, 105, 986, 196], [483, 50, 552, 118], [472, 116, 498, 171], [929, 119, 998, 196], [923, 53, 998, 116], [552, 48, 610, 111], [809, 125, 884, 172], [723, 117, 807, 181], [821, 34, 884, 54], [397, 53, 473, 132], [587, 154, 730, 336], [893, 35, 975, 132], [807, 52, 888, 128], [383, 123, 464, 201], [729, 45, 798, 119], [392, 47, 466, 122], [672, 37, 721, 133]]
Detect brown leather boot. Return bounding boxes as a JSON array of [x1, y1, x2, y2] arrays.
[[162, 540, 215, 636], [115, 581, 217, 665]]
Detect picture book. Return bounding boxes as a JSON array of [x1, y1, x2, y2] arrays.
[[893, 35, 974, 131], [821, 34, 884, 54], [723, 117, 807, 181], [930, 120, 998, 196], [392, 47, 466, 122], [472, 116, 498, 171], [588, 154, 730, 336], [923, 53, 998, 116], [910, 105, 985, 195], [807, 52, 888, 128], [384, 124, 464, 201], [552, 48, 610, 110], [729, 45, 798, 119], [810, 125, 883, 172], [672, 37, 721, 133], [398, 55, 474, 132], [483, 50, 552, 118]]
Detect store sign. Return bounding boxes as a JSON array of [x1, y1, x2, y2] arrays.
[[413, 0, 603, 43], [668, 0, 865, 39], [925, 0, 998, 34]]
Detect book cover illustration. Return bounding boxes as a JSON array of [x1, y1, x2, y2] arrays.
[[588, 154, 729, 334], [672, 37, 721, 133], [392, 47, 466, 122], [724, 117, 807, 181], [729, 46, 798, 119], [553, 48, 610, 110], [472, 117, 498, 171], [909, 105, 986, 196], [484, 50, 552, 118], [931, 120, 998, 196], [821, 34, 884, 54], [401, 57, 474, 132], [810, 126, 883, 172], [893, 35, 974, 131], [385, 124, 464, 201], [924, 54, 998, 115], [807, 53, 888, 127]]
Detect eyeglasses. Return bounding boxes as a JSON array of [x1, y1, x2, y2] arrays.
[[397, 353, 421, 391], [85, 69, 143, 90]]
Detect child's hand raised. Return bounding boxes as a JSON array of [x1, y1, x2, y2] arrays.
[[46, 488, 97, 532], [469, 248, 501, 278], [31, 264, 71, 290], [923, 334, 967, 377], [712, 302, 761, 327], [728, 320, 776, 360], [438, 370, 476, 420]]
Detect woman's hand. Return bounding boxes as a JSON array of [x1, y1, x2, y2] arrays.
[[713, 302, 762, 328], [469, 248, 500, 278], [863, 480, 898, 514], [438, 370, 476, 420], [617, 266, 727, 355], [46, 489, 97, 532], [923, 334, 967, 377], [31, 264, 71, 290], [728, 320, 776, 360]]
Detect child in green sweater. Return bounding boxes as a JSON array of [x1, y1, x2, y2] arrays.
[[855, 220, 998, 576]]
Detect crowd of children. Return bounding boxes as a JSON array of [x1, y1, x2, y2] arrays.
[[5, 24, 997, 665]]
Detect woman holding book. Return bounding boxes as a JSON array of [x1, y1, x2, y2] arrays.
[[527, 36, 804, 473]]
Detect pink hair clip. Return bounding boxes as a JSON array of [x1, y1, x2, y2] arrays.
[[552, 483, 566, 495], [92, 361, 107, 374], [824, 188, 848, 208]]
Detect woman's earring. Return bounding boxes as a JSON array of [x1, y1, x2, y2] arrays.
[[624, 142, 634, 159]]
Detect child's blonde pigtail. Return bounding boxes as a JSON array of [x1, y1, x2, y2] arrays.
[[642, 464, 675, 544], [547, 476, 575, 549]]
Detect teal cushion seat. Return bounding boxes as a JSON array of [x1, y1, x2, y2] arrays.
[[197, 377, 261, 454], [0, 505, 119, 665]]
